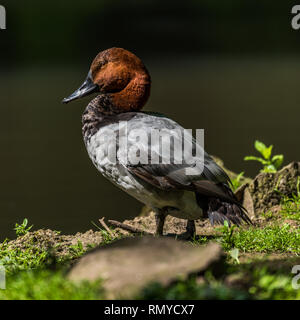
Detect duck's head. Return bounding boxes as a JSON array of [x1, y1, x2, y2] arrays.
[[62, 47, 151, 112]]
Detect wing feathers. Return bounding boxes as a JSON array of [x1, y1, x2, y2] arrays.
[[121, 112, 251, 225]]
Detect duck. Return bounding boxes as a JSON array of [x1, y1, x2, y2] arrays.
[[62, 47, 251, 238]]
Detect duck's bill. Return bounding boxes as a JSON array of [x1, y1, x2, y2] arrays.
[[62, 71, 99, 104]]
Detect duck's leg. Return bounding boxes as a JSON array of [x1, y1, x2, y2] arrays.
[[178, 220, 196, 240], [154, 209, 166, 236], [186, 220, 196, 236]]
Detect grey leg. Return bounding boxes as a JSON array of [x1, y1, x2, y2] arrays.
[[186, 220, 196, 237], [154, 209, 166, 236], [178, 220, 196, 240]]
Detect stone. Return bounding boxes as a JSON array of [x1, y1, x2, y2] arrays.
[[236, 162, 300, 216], [68, 236, 224, 298]]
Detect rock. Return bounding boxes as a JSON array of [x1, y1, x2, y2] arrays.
[[235, 183, 255, 219], [236, 162, 300, 216], [68, 237, 224, 298]]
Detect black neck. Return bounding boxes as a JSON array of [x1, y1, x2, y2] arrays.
[[82, 94, 128, 143]]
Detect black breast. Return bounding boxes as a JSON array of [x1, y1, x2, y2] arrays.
[[81, 96, 139, 144]]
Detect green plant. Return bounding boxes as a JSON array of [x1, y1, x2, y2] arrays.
[[249, 267, 300, 300], [91, 220, 116, 244], [215, 220, 300, 253], [69, 241, 85, 258], [14, 218, 33, 237], [192, 236, 209, 245], [229, 248, 240, 264], [0, 242, 55, 275], [261, 211, 274, 220], [229, 224, 300, 253], [280, 179, 300, 221], [217, 221, 236, 251], [0, 270, 104, 300], [138, 276, 250, 300], [231, 172, 244, 191], [244, 140, 284, 173]]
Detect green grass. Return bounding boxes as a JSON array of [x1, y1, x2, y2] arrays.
[[0, 269, 104, 300], [139, 266, 300, 300], [0, 221, 106, 300], [159, 218, 300, 300], [138, 276, 250, 300], [2, 264, 298, 300], [68, 241, 86, 259], [0, 239, 56, 275], [0, 219, 118, 300], [192, 221, 300, 254], [280, 193, 300, 221], [248, 267, 300, 300], [218, 223, 300, 253], [0, 219, 117, 275]]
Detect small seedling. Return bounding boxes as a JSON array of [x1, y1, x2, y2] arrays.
[[91, 220, 115, 244], [280, 178, 300, 221], [69, 241, 85, 258], [14, 219, 33, 237], [217, 220, 236, 250], [244, 140, 284, 173], [261, 211, 274, 220], [229, 248, 240, 264], [231, 172, 245, 191]]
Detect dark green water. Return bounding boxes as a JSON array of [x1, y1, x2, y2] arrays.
[[1, 56, 299, 239]]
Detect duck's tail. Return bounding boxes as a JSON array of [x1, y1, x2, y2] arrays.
[[195, 182, 252, 226], [206, 197, 252, 226]]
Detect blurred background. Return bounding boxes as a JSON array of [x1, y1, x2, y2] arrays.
[[0, 0, 299, 239]]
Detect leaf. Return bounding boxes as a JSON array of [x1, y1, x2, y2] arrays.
[[236, 171, 244, 181], [255, 140, 267, 155], [272, 154, 284, 169], [262, 164, 277, 173], [230, 172, 244, 191], [244, 156, 268, 165], [229, 248, 240, 264], [262, 145, 273, 160], [23, 218, 28, 227], [77, 241, 83, 251]]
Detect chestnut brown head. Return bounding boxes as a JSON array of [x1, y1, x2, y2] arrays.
[[62, 48, 151, 112]]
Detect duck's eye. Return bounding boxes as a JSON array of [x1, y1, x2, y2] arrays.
[[91, 59, 107, 76], [93, 64, 103, 74]]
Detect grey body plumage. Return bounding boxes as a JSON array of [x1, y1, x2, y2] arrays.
[[82, 107, 251, 234]]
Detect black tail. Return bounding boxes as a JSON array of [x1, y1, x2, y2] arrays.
[[207, 197, 252, 226], [196, 182, 252, 226]]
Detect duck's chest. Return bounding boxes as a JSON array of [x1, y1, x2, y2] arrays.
[[85, 123, 161, 208], [85, 124, 136, 189]]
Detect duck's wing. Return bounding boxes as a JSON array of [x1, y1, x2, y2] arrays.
[[121, 112, 251, 225], [122, 112, 232, 201]]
